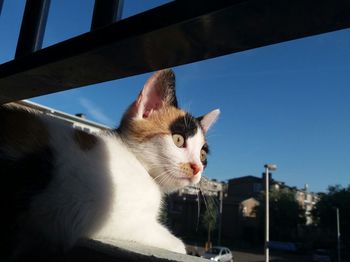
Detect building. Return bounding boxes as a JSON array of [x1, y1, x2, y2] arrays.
[[221, 174, 320, 244], [221, 176, 266, 245], [295, 185, 319, 225], [227, 175, 318, 222], [227, 175, 265, 200]]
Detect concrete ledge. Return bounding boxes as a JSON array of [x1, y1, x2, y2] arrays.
[[65, 239, 207, 262]]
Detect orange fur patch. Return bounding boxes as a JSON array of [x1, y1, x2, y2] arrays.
[[179, 162, 194, 177], [0, 104, 49, 154], [122, 106, 186, 142]]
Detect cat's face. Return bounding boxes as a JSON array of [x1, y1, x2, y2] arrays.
[[118, 70, 219, 193]]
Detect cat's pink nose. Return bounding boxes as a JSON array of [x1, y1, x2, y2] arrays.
[[190, 163, 201, 176]]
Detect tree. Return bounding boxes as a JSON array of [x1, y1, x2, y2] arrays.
[[312, 185, 350, 246], [202, 196, 217, 248], [254, 187, 306, 242]]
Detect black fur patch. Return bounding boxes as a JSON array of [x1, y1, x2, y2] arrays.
[[0, 147, 54, 259], [169, 113, 200, 139], [170, 115, 210, 167], [201, 143, 209, 167], [202, 143, 209, 153]]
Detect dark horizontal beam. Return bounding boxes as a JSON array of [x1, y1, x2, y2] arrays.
[[1, 0, 350, 104]]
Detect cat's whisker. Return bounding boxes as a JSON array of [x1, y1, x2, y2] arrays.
[[197, 179, 217, 219], [149, 167, 183, 179], [157, 178, 168, 186], [132, 150, 171, 161], [153, 173, 166, 182], [148, 163, 183, 174], [156, 169, 178, 183], [158, 171, 173, 187], [200, 187, 218, 219], [155, 171, 175, 184], [201, 193, 214, 218], [159, 169, 186, 188], [184, 113, 189, 129], [153, 170, 172, 182], [147, 164, 172, 170], [156, 175, 167, 186], [199, 187, 208, 210], [194, 185, 201, 231], [159, 169, 178, 183], [146, 161, 176, 169]]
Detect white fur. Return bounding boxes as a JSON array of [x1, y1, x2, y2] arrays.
[[22, 119, 186, 255], [92, 134, 185, 253]]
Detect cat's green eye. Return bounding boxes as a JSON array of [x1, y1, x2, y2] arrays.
[[172, 134, 185, 148], [200, 149, 207, 162]]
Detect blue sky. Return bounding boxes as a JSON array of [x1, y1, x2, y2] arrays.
[[1, 0, 349, 192]]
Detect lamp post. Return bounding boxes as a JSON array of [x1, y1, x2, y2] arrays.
[[336, 208, 341, 262], [217, 189, 223, 245], [264, 164, 277, 262]]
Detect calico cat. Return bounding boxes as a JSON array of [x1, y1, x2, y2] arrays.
[[0, 69, 219, 261]]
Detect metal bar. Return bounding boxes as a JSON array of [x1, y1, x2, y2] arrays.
[[15, 0, 51, 58], [217, 190, 223, 245], [0, 0, 4, 16], [1, 0, 350, 104], [337, 208, 341, 262], [14, 100, 111, 130], [265, 168, 269, 262], [91, 0, 123, 31]]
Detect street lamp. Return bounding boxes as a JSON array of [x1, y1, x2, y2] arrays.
[[264, 164, 277, 262], [336, 208, 341, 262]]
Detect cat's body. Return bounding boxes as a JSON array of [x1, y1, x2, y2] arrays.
[[0, 70, 219, 261]]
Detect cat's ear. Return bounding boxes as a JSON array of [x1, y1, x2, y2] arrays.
[[197, 109, 220, 133], [134, 69, 178, 119]]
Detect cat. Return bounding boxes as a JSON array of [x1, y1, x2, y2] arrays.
[[0, 69, 219, 261]]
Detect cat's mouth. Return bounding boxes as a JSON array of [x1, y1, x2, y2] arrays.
[[166, 168, 201, 184], [151, 167, 201, 192]]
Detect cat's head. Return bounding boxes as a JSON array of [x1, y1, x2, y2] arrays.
[[118, 69, 219, 193]]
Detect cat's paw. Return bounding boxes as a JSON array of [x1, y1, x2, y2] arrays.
[[163, 236, 186, 254], [172, 241, 186, 254]]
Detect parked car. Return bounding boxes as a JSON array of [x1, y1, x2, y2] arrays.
[[201, 246, 233, 262], [312, 249, 331, 262]]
